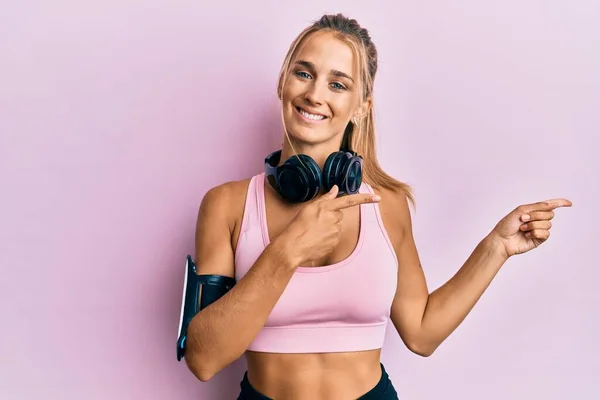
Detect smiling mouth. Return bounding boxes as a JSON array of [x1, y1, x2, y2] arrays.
[[295, 106, 327, 121]]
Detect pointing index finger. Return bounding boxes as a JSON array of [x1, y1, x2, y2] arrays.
[[543, 198, 573, 209], [523, 198, 573, 212], [327, 193, 381, 210]]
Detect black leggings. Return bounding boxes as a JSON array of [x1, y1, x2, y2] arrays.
[[237, 363, 398, 399]]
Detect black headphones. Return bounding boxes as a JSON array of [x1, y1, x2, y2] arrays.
[[265, 148, 364, 203]]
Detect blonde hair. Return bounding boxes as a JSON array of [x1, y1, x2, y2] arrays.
[[276, 14, 414, 205]]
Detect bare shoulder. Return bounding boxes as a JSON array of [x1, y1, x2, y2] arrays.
[[198, 178, 252, 230], [194, 178, 253, 276], [370, 185, 413, 248]]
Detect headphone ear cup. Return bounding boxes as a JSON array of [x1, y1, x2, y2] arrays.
[[322, 151, 348, 192], [323, 151, 363, 195], [277, 154, 322, 203], [342, 155, 363, 195]]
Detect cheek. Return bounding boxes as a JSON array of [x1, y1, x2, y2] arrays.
[[281, 78, 302, 102], [330, 97, 356, 121]]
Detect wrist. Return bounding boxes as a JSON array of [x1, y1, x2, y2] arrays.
[[482, 232, 510, 262], [269, 233, 301, 271]]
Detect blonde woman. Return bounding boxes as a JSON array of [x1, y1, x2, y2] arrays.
[[176, 14, 572, 400]]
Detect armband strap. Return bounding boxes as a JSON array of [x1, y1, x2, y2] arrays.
[[176, 255, 236, 361]]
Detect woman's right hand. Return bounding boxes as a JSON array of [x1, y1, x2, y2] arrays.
[[279, 185, 381, 267]]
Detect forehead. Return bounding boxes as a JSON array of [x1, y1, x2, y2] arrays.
[[293, 31, 356, 75]]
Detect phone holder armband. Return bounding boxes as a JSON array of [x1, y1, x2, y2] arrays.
[[176, 255, 236, 361]]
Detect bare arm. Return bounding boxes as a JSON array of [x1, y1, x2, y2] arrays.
[[184, 183, 298, 381], [385, 190, 570, 356], [383, 190, 508, 357]]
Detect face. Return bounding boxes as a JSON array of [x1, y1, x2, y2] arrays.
[[280, 31, 367, 149]]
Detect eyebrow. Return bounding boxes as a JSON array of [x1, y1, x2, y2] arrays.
[[294, 60, 354, 83]]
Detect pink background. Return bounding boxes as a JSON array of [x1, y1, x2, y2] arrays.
[[2, 1, 598, 399]]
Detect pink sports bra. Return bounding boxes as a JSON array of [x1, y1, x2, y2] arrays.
[[234, 173, 398, 353]]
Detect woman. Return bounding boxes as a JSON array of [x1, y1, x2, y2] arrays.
[[181, 14, 571, 399]]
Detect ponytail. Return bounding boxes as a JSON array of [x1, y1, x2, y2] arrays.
[[347, 109, 415, 207]]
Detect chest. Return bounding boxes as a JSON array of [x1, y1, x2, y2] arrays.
[[264, 191, 361, 268]]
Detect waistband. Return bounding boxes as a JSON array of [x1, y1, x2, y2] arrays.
[[236, 363, 397, 399]]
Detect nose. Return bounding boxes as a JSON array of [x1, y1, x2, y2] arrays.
[[304, 81, 326, 106]]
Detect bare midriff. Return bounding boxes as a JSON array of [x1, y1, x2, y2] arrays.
[[244, 349, 383, 399]]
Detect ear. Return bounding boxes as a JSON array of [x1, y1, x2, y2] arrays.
[[353, 96, 372, 123]]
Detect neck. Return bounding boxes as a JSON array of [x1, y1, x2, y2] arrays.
[[278, 138, 344, 170]]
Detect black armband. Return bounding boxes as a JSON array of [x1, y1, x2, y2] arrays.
[[176, 255, 236, 361]]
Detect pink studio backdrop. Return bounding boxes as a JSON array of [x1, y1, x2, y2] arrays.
[[1, 1, 598, 399]]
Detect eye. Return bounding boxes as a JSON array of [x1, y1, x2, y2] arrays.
[[330, 82, 347, 91], [295, 71, 312, 79]]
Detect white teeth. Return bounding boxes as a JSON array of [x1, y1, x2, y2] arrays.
[[299, 108, 325, 121]]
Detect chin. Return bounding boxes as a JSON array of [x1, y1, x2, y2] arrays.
[[284, 124, 333, 147], [287, 124, 321, 139]]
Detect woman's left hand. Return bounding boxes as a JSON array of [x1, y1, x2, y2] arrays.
[[489, 198, 573, 258]]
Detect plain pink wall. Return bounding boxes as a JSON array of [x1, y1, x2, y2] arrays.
[[2, 1, 598, 399]]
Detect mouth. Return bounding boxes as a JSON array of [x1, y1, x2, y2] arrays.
[[294, 106, 328, 122]]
